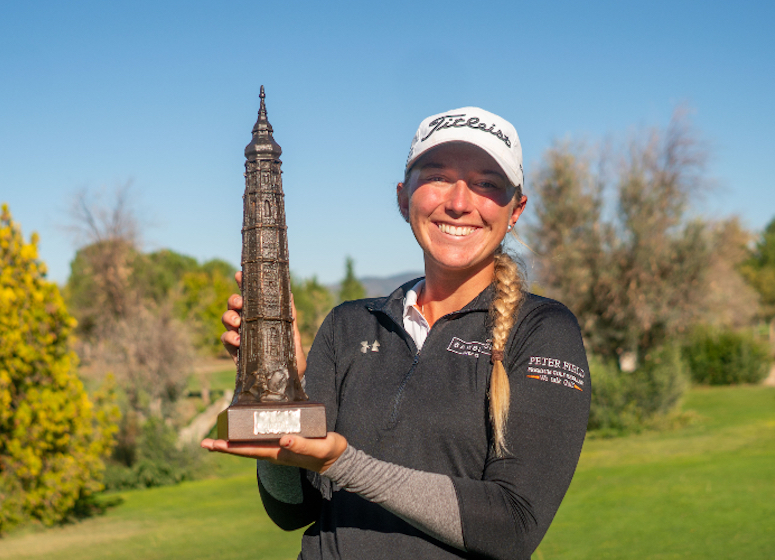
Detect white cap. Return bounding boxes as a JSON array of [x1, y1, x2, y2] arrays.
[[406, 107, 523, 188]]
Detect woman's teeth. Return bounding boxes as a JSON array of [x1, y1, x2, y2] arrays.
[[438, 223, 475, 237]]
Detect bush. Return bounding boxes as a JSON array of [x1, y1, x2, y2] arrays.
[[682, 326, 772, 385], [0, 205, 119, 532], [103, 417, 198, 490], [588, 344, 689, 434]]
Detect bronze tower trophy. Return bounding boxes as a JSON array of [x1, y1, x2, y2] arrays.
[[217, 86, 326, 441]]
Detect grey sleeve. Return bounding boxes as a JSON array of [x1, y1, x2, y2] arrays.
[[322, 445, 465, 550]]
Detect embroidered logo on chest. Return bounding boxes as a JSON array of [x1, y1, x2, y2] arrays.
[[446, 337, 492, 358]]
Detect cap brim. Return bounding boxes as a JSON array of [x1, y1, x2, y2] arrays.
[[406, 139, 522, 188]]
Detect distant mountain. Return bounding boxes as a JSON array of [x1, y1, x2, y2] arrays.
[[326, 271, 423, 299], [360, 271, 423, 298]]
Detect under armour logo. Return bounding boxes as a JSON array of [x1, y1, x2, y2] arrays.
[[360, 340, 380, 353]]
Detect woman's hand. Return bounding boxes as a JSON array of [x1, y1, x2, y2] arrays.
[[220, 271, 307, 378], [220, 277, 242, 364], [200, 432, 347, 474]]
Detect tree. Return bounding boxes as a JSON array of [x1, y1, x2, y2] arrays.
[[528, 111, 712, 365], [175, 258, 237, 356], [63, 188, 197, 488], [65, 240, 140, 343], [64, 189, 196, 405], [338, 256, 366, 303], [0, 204, 118, 532], [292, 274, 335, 349], [132, 249, 199, 306], [65, 185, 141, 325], [740, 217, 775, 340], [696, 218, 760, 329]]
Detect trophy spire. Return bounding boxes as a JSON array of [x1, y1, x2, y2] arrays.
[[245, 85, 282, 160]]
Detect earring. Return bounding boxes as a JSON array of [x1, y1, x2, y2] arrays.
[[507, 223, 513, 231]]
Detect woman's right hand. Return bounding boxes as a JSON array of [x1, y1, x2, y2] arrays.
[[220, 271, 307, 378], [220, 272, 243, 365]]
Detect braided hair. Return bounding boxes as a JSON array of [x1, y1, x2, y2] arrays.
[[488, 245, 525, 456]]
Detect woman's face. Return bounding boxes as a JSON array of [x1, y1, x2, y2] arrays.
[[397, 142, 526, 277]]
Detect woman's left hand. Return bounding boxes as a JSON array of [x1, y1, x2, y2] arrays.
[[200, 432, 347, 474]]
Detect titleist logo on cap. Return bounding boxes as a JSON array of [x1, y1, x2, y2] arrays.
[[421, 113, 512, 148]]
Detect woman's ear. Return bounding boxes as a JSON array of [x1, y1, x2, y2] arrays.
[[510, 194, 527, 225], [396, 182, 410, 222]]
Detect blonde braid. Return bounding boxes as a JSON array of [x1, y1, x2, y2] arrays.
[[489, 248, 525, 457]]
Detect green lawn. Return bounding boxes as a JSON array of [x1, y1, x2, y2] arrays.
[[536, 385, 775, 559], [1, 385, 773, 560], [0, 454, 304, 560]]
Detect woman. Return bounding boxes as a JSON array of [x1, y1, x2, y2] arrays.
[[202, 107, 591, 560]]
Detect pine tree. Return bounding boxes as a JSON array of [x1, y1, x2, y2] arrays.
[[0, 204, 118, 532], [338, 256, 366, 303]]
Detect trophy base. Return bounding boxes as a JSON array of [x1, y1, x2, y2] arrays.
[[217, 402, 326, 442]]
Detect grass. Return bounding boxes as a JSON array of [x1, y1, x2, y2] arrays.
[[535, 385, 775, 559], [1, 385, 773, 559], [0, 455, 305, 560]]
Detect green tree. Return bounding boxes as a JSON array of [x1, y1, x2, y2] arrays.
[[338, 256, 366, 303], [292, 274, 334, 348], [131, 249, 199, 305], [740, 217, 775, 339], [0, 205, 118, 532], [176, 259, 237, 356]]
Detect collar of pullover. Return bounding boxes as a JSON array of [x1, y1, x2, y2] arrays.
[[366, 278, 495, 326]]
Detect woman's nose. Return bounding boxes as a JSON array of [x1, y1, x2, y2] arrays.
[[446, 180, 473, 215]]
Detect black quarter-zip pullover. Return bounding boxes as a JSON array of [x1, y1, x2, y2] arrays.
[[259, 280, 591, 560]]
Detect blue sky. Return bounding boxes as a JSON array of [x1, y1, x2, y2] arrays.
[[2, 1, 773, 285]]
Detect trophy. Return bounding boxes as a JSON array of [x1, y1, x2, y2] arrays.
[[217, 86, 326, 441]]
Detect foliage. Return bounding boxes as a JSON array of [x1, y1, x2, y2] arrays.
[[64, 240, 140, 340], [292, 256, 367, 348], [67, 245, 235, 360], [695, 218, 761, 329], [175, 259, 237, 356], [102, 418, 197, 490], [740, 216, 775, 324], [587, 344, 689, 434], [291, 274, 334, 348], [682, 325, 772, 385], [528, 111, 717, 364], [91, 303, 193, 417], [0, 204, 119, 533], [131, 249, 199, 305], [338, 256, 366, 303]]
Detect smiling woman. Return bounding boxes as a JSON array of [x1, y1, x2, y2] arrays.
[[397, 142, 526, 293], [204, 107, 591, 560]]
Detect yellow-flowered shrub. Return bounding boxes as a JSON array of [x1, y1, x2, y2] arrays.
[[0, 204, 119, 532]]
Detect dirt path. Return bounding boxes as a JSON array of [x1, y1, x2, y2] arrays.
[[192, 357, 234, 374], [764, 364, 775, 387]]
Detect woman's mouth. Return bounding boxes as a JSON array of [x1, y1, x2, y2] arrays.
[[437, 223, 477, 237]]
